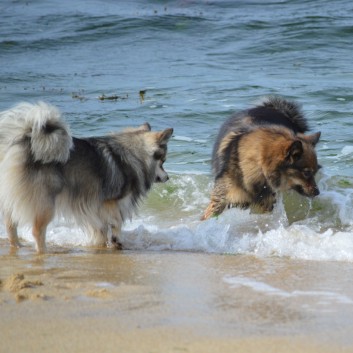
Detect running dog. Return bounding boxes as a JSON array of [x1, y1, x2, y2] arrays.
[[202, 96, 321, 220], [0, 102, 173, 253]]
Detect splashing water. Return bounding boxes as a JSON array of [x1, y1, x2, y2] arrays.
[[2, 173, 353, 262]]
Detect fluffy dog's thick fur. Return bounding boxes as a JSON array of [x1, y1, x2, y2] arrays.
[[202, 96, 321, 220], [0, 102, 173, 253]]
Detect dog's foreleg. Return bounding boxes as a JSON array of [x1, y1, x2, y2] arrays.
[[32, 210, 54, 254], [111, 223, 123, 250], [258, 192, 277, 213], [250, 183, 277, 213], [90, 226, 109, 247], [5, 216, 21, 248], [111, 208, 123, 250], [100, 200, 123, 249]]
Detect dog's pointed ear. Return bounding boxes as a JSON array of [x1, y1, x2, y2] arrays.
[[286, 140, 303, 164], [301, 131, 321, 146], [138, 122, 151, 132], [157, 128, 173, 144]]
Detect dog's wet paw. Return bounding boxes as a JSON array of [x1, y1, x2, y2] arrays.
[[110, 236, 123, 250]]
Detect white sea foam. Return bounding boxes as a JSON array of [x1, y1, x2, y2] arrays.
[[173, 135, 207, 144], [341, 146, 353, 155], [2, 207, 353, 262], [223, 275, 353, 304], [1, 174, 353, 262]]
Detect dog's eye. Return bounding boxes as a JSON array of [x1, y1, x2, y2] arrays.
[[153, 150, 163, 160], [302, 170, 312, 178]]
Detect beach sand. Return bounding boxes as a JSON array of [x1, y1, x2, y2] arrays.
[[1, 239, 353, 353]]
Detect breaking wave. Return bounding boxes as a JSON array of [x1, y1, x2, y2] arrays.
[[2, 172, 353, 262]]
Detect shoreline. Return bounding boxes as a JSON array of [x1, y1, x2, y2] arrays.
[[1, 242, 353, 352]]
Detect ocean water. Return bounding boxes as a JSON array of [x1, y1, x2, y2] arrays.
[[1, 0, 353, 261]]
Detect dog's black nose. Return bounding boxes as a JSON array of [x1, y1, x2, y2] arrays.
[[313, 188, 320, 196], [156, 174, 169, 183]]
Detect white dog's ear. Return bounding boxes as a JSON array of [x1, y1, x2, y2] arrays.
[[138, 122, 151, 131], [157, 128, 173, 144]]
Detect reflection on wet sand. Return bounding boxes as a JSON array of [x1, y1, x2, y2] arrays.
[[1, 242, 353, 352]]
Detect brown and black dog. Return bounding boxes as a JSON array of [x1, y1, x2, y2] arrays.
[[202, 96, 321, 220]]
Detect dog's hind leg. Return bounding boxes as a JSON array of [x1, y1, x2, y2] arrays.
[[32, 209, 54, 253], [201, 182, 228, 220], [5, 216, 21, 248], [201, 178, 253, 220], [201, 200, 226, 220]]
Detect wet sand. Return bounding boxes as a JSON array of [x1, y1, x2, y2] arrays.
[[1, 240, 353, 352]]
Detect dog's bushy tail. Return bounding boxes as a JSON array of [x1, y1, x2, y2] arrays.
[[0, 102, 73, 163], [259, 95, 308, 133]]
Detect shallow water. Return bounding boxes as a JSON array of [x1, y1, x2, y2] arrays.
[[1, 0, 353, 262]]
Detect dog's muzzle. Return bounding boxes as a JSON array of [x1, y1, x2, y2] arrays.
[[156, 174, 169, 183], [294, 184, 320, 197], [312, 186, 320, 197]]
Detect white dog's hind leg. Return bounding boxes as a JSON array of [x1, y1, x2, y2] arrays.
[[32, 209, 54, 254], [5, 216, 21, 248]]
